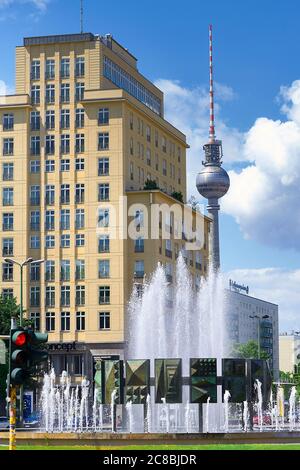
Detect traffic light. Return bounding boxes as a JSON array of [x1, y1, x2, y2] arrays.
[[9, 328, 48, 387]]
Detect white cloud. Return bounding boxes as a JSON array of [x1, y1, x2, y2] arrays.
[[0, 80, 15, 103], [0, 0, 50, 18], [224, 268, 300, 332], [157, 78, 300, 251]]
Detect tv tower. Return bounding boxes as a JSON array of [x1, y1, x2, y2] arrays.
[[196, 25, 230, 272]]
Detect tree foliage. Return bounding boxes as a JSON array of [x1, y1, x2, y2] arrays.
[[171, 191, 184, 203], [0, 296, 20, 335], [144, 179, 159, 190], [231, 340, 270, 360]]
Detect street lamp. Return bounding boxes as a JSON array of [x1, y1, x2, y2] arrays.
[[249, 314, 270, 359], [4, 258, 45, 327], [4, 257, 45, 426]]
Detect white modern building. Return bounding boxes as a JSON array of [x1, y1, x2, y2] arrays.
[[225, 283, 279, 379], [279, 333, 300, 374]]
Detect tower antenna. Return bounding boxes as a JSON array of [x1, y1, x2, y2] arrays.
[[209, 24, 216, 143], [80, 0, 84, 34]]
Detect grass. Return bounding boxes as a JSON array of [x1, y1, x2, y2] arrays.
[[1, 444, 300, 450]]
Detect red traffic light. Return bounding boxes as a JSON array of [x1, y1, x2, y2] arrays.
[[12, 331, 28, 347]]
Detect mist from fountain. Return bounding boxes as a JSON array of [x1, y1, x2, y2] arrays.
[[127, 254, 227, 374]]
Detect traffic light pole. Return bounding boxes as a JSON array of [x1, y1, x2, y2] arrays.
[[19, 265, 24, 427], [9, 386, 17, 451]]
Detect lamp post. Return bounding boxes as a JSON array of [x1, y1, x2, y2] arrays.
[[249, 314, 270, 359], [4, 257, 45, 426]]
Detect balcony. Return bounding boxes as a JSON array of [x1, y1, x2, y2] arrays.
[[165, 249, 172, 259], [30, 197, 40, 206], [135, 245, 144, 253], [30, 223, 40, 231], [3, 224, 13, 232]]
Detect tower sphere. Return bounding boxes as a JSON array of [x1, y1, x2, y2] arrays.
[[196, 165, 230, 200]]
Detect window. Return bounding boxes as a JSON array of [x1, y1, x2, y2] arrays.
[[61, 109, 70, 129], [45, 287, 55, 307], [135, 210, 144, 229], [3, 188, 13, 206], [2, 238, 13, 256], [61, 84, 70, 103], [30, 312, 40, 332], [45, 261, 55, 282], [45, 185, 55, 205], [2, 262, 13, 282], [135, 237, 144, 253], [146, 126, 151, 143], [155, 130, 159, 147], [31, 60, 40, 80], [98, 132, 109, 150], [45, 235, 55, 249], [30, 160, 40, 174], [75, 134, 85, 153], [75, 82, 85, 101], [75, 209, 85, 229], [31, 85, 40, 105], [61, 58, 70, 78], [3, 213, 13, 231], [45, 84, 55, 104], [99, 286, 110, 305], [61, 260, 70, 281], [30, 136, 41, 155], [76, 312, 85, 331], [162, 136, 167, 153], [103, 56, 161, 115], [98, 158, 109, 176], [146, 148, 151, 166], [130, 138, 134, 156], [134, 260, 144, 278], [46, 110, 55, 130], [45, 160, 55, 173], [130, 112, 133, 130], [2, 289, 13, 300], [76, 234, 85, 247], [163, 159, 167, 176], [76, 57, 85, 77], [73, 355, 83, 375], [3, 163, 14, 181], [3, 138, 14, 156], [98, 209, 109, 228], [75, 158, 85, 171], [76, 286, 85, 306], [45, 135, 55, 155], [99, 312, 110, 330], [60, 209, 70, 230], [45, 210, 55, 231], [61, 312, 70, 332], [98, 235, 110, 253], [98, 183, 110, 202], [45, 59, 55, 79], [61, 159, 70, 172], [130, 162, 134, 180], [61, 134, 70, 154], [60, 184, 70, 204], [46, 312, 55, 332], [75, 108, 85, 128], [30, 211, 40, 231], [30, 263, 40, 282], [61, 234, 70, 248], [98, 260, 110, 279], [166, 239, 172, 258], [30, 236, 40, 249], [30, 185, 40, 206], [30, 287, 40, 307], [3, 114, 14, 131], [76, 260, 85, 280], [75, 184, 85, 203], [61, 286, 70, 307], [98, 108, 109, 125]]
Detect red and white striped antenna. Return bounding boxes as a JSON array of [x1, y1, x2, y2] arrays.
[[209, 24, 216, 143]]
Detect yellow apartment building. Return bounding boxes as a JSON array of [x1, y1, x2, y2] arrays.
[[0, 32, 210, 382]]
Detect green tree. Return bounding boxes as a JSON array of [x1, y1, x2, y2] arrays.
[[0, 295, 20, 335], [171, 191, 184, 203], [144, 179, 158, 190], [231, 340, 270, 360]]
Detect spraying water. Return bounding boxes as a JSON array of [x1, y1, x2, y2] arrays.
[[255, 380, 263, 432], [224, 390, 231, 433], [289, 386, 297, 432]]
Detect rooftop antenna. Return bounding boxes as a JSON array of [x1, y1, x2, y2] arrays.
[[209, 24, 216, 143], [80, 0, 84, 34]]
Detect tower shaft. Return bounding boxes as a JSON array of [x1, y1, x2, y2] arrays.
[[207, 199, 221, 271]]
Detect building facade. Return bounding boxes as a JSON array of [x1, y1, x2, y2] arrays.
[[279, 333, 300, 374], [225, 289, 279, 379], [0, 33, 210, 383]]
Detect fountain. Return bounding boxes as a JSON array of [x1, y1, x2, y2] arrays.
[[289, 387, 297, 432]]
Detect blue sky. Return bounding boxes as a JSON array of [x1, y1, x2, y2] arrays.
[[0, 0, 300, 329]]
